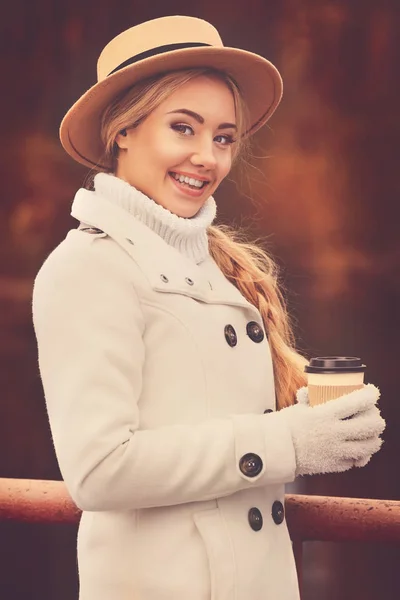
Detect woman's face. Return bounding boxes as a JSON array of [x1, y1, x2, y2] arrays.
[[115, 75, 237, 218]]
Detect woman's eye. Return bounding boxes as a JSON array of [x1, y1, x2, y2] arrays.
[[214, 134, 236, 146], [171, 123, 193, 136]]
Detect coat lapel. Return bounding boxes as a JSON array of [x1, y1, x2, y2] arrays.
[[71, 189, 259, 314]]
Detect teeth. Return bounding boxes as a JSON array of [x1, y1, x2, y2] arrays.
[[172, 173, 206, 188]]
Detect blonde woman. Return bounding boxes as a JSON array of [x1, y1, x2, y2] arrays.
[[32, 16, 385, 600]]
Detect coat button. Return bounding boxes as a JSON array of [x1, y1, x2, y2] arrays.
[[248, 507, 263, 531], [272, 501, 285, 525], [246, 321, 265, 343], [81, 227, 104, 234], [239, 453, 263, 477], [264, 409, 273, 414], [224, 324, 237, 347]]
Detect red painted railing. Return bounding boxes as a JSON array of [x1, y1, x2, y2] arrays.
[[1, 478, 399, 596]]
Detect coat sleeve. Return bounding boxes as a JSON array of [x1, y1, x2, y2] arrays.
[[32, 235, 297, 511]]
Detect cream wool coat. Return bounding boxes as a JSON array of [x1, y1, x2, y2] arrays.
[[32, 187, 301, 600]]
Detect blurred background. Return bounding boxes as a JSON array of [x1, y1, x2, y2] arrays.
[[0, 0, 399, 598]]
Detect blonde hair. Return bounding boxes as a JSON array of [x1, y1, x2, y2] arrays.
[[95, 67, 308, 409]]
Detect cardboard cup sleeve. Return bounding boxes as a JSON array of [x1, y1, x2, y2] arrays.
[[307, 372, 364, 407]]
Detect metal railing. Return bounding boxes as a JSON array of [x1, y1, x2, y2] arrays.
[[1, 478, 399, 597]]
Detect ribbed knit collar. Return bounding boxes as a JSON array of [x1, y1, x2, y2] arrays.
[[93, 173, 217, 264]]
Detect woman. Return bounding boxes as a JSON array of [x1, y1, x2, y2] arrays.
[[32, 15, 385, 600]]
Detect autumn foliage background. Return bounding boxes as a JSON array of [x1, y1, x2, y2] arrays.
[[0, 1, 399, 599]]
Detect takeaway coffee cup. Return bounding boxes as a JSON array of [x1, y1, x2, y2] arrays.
[[304, 357, 366, 406]]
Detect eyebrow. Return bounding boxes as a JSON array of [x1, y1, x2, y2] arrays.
[[166, 108, 237, 130]]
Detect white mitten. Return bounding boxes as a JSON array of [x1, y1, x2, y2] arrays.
[[295, 386, 310, 405], [277, 384, 385, 476]]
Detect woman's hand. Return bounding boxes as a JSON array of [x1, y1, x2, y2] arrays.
[[275, 384, 385, 476]]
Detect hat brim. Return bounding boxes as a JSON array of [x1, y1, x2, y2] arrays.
[[59, 46, 283, 169]]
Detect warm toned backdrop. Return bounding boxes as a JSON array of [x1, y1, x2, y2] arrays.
[[1, 1, 399, 599]]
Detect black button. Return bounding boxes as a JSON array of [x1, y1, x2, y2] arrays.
[[239, 453, 263, 477], [264, 409, 273, 414], [248, 507, 263, 531], [246, 321, 265, 343], [272, 501, 285, 525], [224, 324, 237, 347]]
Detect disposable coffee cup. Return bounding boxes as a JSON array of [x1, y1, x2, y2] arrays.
[[305, 357, 366, 406]]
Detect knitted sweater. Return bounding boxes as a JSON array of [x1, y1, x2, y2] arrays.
[[82, 173, 218, 265]]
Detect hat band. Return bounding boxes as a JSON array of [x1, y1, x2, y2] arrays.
[[107, 42, 212, 76]]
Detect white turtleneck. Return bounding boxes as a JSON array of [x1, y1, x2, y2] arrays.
[[93, 173, 217, 265]]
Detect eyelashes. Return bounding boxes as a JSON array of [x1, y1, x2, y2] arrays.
[[171, 123, 193, 136], [170, 123, 236, 145], [215, 133, 236, 145]]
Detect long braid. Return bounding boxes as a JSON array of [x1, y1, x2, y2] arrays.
[[208, 224, 308, 409]]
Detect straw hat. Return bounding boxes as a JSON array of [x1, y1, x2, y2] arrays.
[[60, 15, 283, 169]]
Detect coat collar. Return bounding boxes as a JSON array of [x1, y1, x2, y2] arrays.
[[93, 173, 216, 265], [71, 188, 260, 315]]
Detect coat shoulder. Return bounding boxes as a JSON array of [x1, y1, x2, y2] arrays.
[[34, 229, 104, 283], [33, 228, 145, 298]]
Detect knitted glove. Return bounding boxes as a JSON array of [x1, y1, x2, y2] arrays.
[[295, 386, 310, 405], [278, 384, 385, 476]]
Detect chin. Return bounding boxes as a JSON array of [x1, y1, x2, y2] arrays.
[[164, 197, 204, 218], [174, 207, 199, 218], [180, 203, 205, 218]]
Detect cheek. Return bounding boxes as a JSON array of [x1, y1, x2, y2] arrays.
[[155, 139, 189, 171], [129, 130, 175, 175], [219, 152, 233, 179]]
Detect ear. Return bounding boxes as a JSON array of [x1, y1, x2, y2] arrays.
[[115, 129, 129, 149]]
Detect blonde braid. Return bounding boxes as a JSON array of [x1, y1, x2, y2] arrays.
[[208, 224, 308, 409]]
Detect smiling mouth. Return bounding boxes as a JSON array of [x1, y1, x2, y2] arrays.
[[169, 171, 210, 190]]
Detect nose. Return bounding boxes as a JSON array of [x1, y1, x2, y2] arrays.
[[190, 139, 217, 170]]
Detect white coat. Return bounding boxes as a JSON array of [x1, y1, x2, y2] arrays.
[[32, 188, 300, 600]]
